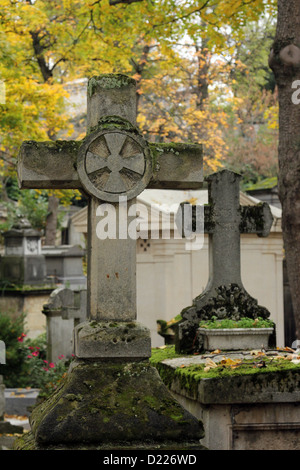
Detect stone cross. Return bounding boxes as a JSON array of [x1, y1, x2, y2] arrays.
[[18, 74, 203, 360], [61, 289, 87, 325], [43, 287, 87, 362], [175, 169, 274, 353]]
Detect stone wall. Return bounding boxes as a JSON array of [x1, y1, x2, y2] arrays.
[[0, 290, 51, 339], [137, 233, 284, 347]]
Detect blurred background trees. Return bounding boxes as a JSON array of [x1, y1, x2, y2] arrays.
[[0, 0, 278, 243]]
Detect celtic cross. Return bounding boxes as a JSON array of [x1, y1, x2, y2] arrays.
[[18, 74, 203, 360]]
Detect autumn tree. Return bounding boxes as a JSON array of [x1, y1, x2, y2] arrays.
[[269, 0, 300, 340], [0, 0, 278, 240], [222, 16, 278, 187]]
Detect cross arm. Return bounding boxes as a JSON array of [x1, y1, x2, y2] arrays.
[[17, 140, 82, 190], [61, 290, 87, 321], [18, 139, 203, 191], [176, 201, 274, 237], [239, 203, 274, 237], [148, 143, 203, 189], [201, 202, 274, 236]]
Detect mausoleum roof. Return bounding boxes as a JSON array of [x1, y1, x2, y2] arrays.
[[71, 189, 282, 235]]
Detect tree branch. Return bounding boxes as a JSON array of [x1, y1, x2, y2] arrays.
[[30, 31, 53, 82], [152, 0, 212, 29], [109, 0, 144, 5]]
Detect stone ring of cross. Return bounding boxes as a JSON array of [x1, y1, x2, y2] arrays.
[[78, 128, 152, 202]]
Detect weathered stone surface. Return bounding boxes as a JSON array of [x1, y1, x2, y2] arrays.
[[74, 321, 151, 359], [197, 327, 274, 351], [16, 73, 205, 449], [78, 129, 152, 203], [42, 287, 76, 361], [152, 349, 300, 450], [158, 355, 300, 405], [61, 289, 87, 321], [18, 140, 81, 190], [87, 74, 137, 131], [18, 136, 203, 193], [175, 169, 274, 354], [15, 431, 206, 450], [0, 377, 24, 449], [5, 388, 40, 416], [43, 245, 86, 289], [25, 360, 204, 447], [88, 197, 138, 322], [148, 143, 203, 190], [0, 219, 47, 286], [197, 370, 300, 405]]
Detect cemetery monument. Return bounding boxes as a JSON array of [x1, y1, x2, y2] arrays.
[[15, 74, 205, 450], [175, 169, 275, 354]]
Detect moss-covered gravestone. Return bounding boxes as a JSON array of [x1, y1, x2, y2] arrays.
[[175, 169, 275, 354], [14, 74, 205, 450]]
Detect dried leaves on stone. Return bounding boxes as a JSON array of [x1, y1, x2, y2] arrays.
[[202, 348, 300, 373]]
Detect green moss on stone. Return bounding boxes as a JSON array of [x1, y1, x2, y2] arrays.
[[150, 345, 300, 400], [150, 346, 184, 364], [88, 116, 142, 136], [0, 283, 54, 294], [149, 142, 202, 172], [25, 140, 82, 154], [246, 177, 278, 191], [240, 203, 266, 233], [25, 359, 203, 446], [88, 74, 136, 97]]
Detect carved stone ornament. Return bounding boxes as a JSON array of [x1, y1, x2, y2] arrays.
[[78, 129, 152, 202]]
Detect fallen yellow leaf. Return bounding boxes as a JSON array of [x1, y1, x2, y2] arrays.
[[204, 357, 218, 372], [284, 347, 295, 352], [220, 357, 242, 367]]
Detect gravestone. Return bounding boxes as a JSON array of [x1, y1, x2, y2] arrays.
[[0, 218, 46, 285], [175, 169, 274, 354], [42, 287, 77, 362], [42, 287, 87, 362], [0, 218, 52, 340], [42, 244, 86, 288], [15, 74, 205, 450]]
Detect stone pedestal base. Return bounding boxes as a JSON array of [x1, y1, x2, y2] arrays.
[[74, 321, 151, 359], [14, 359, 204, 450]]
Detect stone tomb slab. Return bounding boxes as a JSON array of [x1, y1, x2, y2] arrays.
[[159, 352, 300, 450]]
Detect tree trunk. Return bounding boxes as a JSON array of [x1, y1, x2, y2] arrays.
[[130, 44, 151, 116], [195, 38, 209, 110], [44, 195, 59, 246], [269, 0, 300, 341]]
